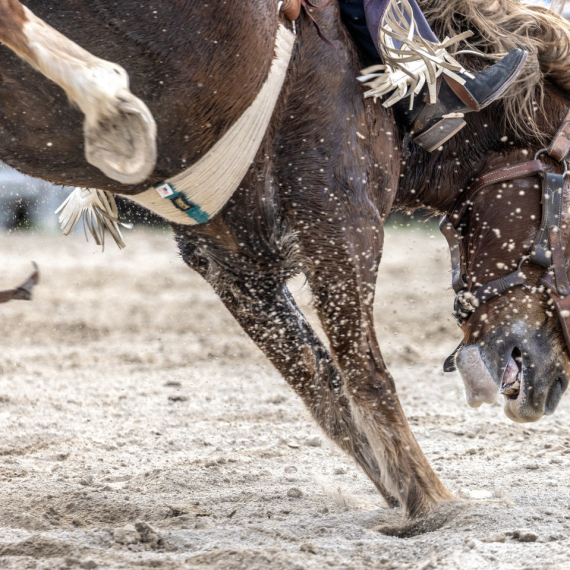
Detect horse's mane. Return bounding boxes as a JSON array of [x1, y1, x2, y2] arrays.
[[421, 0, 570, 141]]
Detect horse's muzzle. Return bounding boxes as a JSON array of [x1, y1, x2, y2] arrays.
[[456, 326, 569, 422]]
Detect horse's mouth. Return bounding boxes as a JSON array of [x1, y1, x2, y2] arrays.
[[501, 347, 523, 401]]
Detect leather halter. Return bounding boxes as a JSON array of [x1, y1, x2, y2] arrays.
[[440, 108, 570, 343]]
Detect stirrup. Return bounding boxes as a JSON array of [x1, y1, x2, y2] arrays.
[[404, 48, 527, 152]]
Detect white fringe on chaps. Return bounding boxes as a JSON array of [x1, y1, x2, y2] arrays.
[[358, 0, 474, 108]]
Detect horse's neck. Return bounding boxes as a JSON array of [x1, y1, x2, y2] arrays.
[[394, 144, 472, 215], [394, 93, 569, 216]]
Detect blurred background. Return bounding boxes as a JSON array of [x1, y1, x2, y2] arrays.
[[0, 163, 161, 233]]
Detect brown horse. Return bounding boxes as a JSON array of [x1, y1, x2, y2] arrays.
[[0, 0, 569, 522]]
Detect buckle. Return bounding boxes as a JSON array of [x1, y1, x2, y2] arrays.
[[453, 291, 478, 325], [535, 148, 569, 176]]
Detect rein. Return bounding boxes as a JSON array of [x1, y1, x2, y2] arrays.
[[440, 109, 570, 363]]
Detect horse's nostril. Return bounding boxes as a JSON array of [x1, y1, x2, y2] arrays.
[[545, 377, 566, 415], [513, 346, 523, 366], [500, 347, 522, 400]]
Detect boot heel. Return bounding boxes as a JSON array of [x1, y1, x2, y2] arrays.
[[413, 116, 467, 152]]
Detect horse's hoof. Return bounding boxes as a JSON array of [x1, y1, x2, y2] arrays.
[[84, 91, 157, 185], [373, 499, 463, 538]]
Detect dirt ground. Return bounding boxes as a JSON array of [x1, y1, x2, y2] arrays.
[[1, 225, 570, 570]]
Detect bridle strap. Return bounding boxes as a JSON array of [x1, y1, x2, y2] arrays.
[[441, 143, 570, 325], [440, 160, 545, 296], [442, 108, 570, 369], [439, 216, 467, 293], [448, 160, 545, 228], [549, 226, 570, 296], [472, 268, 527, 305], [454, 264, 527, 321], [542, 271, 570, 350], [529, 172, 565, 268]]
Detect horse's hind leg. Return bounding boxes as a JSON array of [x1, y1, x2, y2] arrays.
[[301, 221, 452, 519], [0, 0, 156, 184], [179, 242, 399, 508]]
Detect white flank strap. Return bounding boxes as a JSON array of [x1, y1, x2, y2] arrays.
[[55, 187, 131, 250], [126, 24, 296, 225], [55, 23, 295, 244]]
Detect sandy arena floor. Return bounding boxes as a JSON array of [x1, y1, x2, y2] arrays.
[[1, 225, 570, 569]]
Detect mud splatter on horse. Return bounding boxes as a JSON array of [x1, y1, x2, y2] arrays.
[[1, 0, 570, 524]]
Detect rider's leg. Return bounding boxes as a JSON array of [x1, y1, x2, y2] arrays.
[[338, 0, 382, 66], [339, 0, 528, 151]]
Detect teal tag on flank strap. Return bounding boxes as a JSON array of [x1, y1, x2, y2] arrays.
[[154, 183, 210, 224]]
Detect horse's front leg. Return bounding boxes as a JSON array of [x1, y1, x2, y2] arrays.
[[0, 0, 156, 184], [302, 218, 453, 519], [178, 239, 399, 509]]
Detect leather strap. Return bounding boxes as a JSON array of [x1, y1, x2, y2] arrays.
[[472, 269, 527, 305], [542, 272, 570, 351], [454, 268, 527, 319], [549, 226, 570, 296], [529, 172, 564, 268], [439, 215, 467, 293], [449, 160, 544, 228], [547, 108, 570, 162]]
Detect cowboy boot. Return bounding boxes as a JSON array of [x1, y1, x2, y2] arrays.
[[394, 49, 528, 152]]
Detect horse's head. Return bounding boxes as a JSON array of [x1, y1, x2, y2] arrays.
[[394, 0, 570, 423], [450, 154, 570, 422]]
